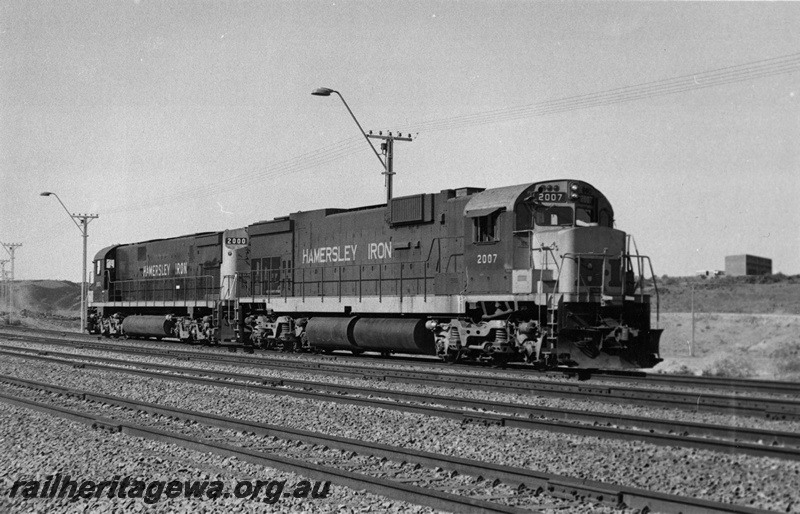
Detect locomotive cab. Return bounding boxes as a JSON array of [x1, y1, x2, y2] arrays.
[[90, 245, 119, 305], [443, 180, 661, 368]]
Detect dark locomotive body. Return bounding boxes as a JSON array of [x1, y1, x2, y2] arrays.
[[89, 179, 662, 369]]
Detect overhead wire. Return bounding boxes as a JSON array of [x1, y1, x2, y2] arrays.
[[106, 135, 366, 214], [406, 52, 800, 133], [107, 52, 800, 214]]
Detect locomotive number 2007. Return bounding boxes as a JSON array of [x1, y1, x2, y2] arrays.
[[535, 192, 565, 202], [477, 253, 498, 264], [225, 237, 248, 245]]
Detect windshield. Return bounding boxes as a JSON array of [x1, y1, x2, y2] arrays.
[[534, 206, 574, 226], [575, 207, 593, 226]]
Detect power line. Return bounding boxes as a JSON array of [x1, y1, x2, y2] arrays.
[[407, 52, 800, 133], [106, 136, 366, 214], [106, 52, 800, 213]]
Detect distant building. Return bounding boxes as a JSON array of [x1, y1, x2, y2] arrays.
[[725, 254, 772, 276], [695, 270, 724, 279]]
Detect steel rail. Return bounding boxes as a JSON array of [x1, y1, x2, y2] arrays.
[[1, 339, 799, 420], [0, 391, 525, 513], [2, 348, 799, 462], [0, 376, 776, 514], [4, 328, 800, 397]]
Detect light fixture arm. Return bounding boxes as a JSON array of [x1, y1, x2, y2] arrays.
[[41, 192, 82, 233], [314, 88, 387, 171]]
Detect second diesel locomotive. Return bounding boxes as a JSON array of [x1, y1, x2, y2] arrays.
[[89, 179, 662, 369]]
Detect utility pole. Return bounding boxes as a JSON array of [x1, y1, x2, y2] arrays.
[[0, 259, 8, 310], [1, 243, 22, 310], [74, 214, 99, 333], [366, 131, 413, 204], [311, 88, 413, 205], [40, 192, 98, 333]]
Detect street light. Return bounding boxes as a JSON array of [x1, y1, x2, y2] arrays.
[[312, 87, 411, 204], [40, 192, 98, 334]]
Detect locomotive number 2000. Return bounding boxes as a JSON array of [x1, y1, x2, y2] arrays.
[[477, 253, 498, 264], [225, 237, 248, 245]]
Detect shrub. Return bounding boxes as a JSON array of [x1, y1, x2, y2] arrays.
[[701, 355, 756, 378]]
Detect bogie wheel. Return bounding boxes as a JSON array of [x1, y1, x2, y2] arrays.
[[442, 350, 461, 364], [490, 355, 509, 368]]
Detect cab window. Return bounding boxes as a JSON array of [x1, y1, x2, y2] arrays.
[[575, 207, 594, 226], [474, 212, 500, 242], [599, 209, 612, 227], [534, 206, 573, 226], [514, 202, 534, 231]]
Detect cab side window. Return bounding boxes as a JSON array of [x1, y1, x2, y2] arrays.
[[474, 212, 500, 243]]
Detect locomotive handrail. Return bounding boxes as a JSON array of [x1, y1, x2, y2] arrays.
[[531, 244, 561, 275], [104, 274, 217, 304], [634, 254, 660, 326], [554, 251, 660, 327], [244, 261, 435, 303], [423, 236, 462, 273]]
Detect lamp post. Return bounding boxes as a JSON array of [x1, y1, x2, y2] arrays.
[[690, 281, 696, 357], [40, 192, 98, 333], [311, 87, 412, 204]]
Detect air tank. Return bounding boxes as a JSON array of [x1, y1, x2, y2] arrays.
[[122, 315, 176, 339]]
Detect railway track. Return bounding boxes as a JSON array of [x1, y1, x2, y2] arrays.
[[3, 326, 800, 397], [2, 345, 799, 462], [2, 336, 800, 421], [0, 374, 777, 514]]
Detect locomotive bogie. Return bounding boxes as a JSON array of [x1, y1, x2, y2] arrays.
[[250, 314, 304, 351]]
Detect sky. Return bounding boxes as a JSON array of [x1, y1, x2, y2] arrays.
[[1, 1, 798, 282]]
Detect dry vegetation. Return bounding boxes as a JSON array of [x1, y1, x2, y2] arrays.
[[646, 275, 800, 380]]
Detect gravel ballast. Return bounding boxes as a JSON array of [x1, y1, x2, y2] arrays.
[[0, 400, 439, 513], [1, 353, 798, 512]]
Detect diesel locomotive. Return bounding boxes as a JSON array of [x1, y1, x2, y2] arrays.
[[88, 179, 662, 369]]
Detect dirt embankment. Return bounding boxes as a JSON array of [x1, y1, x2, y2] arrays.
[[653, 274, 800, 315], [645, 275, 800, 380], [1, 280, 81, 331]]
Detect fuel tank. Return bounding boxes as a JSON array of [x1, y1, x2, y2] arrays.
[[122, 315, 176, 338], [351, 318, 436, 355], [305, 316, 359, 351]]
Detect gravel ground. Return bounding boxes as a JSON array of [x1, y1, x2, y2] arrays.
[[1, 355, 799, 512], [6, 338, 800, 435], [0, 401, 439, 514], [2, 382, 624, 513]]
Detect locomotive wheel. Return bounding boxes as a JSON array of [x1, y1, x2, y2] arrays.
[[442, 350, 461, 364], [490, 355, 509, 368], [351, 349, 364, 356]]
